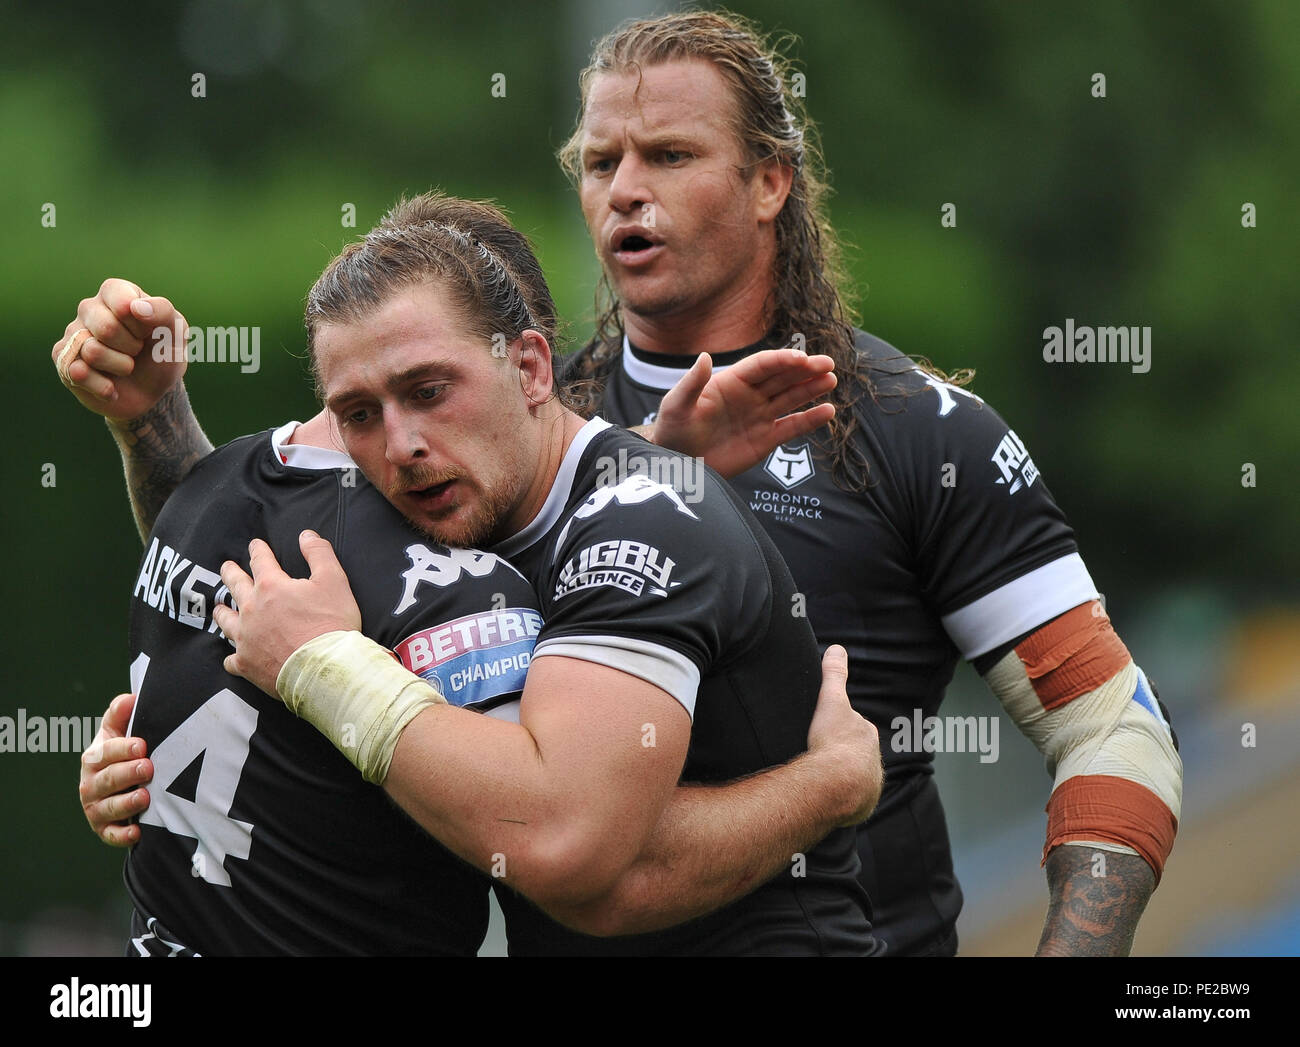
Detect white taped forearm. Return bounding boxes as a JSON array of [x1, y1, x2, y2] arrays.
[[984, 648, 1182, 877], [276, 630, 446, 784], [985, 654, 1181, 817]]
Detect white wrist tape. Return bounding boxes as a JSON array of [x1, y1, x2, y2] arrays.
[[276, 630, 446, 785]]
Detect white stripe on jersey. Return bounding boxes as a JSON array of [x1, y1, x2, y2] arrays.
[[493, 418, 612, 558], [532, 633, 701, 718], [941, 553, 1100, 660], [620, 334, 737, 391]]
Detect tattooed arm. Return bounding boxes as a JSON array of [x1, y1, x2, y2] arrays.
[[54, 280, 211, 540], [977, 606, 1181, 957], [105, 383, 213, 541], [1036, 846, 1155, 956]]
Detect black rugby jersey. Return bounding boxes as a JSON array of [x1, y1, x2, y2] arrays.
[[488, 420, 878, 955], [124, 423, 541, 955], [563, 332, 1099, 955]]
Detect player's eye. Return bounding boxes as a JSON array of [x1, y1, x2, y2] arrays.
[[414, 385, 445, 403], [587, 157, 615, 175], [661, 149, 691, 165], [341, 406, 373, 426]]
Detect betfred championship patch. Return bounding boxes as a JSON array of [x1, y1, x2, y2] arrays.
[[394, 608, 542, 708]]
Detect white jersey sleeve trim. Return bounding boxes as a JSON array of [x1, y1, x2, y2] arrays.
[[270, 421, 357, 471], [941, 553, 1100, 660], [531, 633, 701, 719]]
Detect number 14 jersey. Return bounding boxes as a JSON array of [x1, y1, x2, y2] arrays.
[[124, 423, 541, 955]]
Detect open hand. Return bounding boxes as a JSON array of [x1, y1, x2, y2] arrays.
[[651, 348, 836, 478], [215, 531, 363, 698]]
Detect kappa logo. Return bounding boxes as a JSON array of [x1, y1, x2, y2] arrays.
[[394, 545, 524, 615], [556, 474, 699, 549], [920, 371, 985, 418], [764, 444, 815, 489]]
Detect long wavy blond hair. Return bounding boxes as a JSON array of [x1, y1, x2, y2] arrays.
[[558, 9, 971, 490]]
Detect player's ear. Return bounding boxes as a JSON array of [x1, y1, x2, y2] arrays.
[[516, 330, 554, 408], [754, 157, 795, 225]]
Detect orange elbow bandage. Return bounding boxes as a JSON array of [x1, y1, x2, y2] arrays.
[[1044, 774, 1178, 878]]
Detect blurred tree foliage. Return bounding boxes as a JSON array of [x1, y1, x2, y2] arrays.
[[0, 0, 1294, 940]]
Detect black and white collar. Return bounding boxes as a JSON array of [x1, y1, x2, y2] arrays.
[[620, 333, 751, 391], [270, 420, 357, 471], [491, 417, 613, 558]]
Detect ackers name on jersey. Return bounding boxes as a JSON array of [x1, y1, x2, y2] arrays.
[[132, 537, 230, 635]]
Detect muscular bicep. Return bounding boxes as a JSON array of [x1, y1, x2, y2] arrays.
[[379, 648, 692, 911], [517, 653, 692, 882]]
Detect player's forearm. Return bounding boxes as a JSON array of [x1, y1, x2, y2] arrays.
[[382, 703, 656, 913], [272, 635, 685, 918], [977, 608, 1179, 956], [275, 631, 600, 898], [383, 706, 567, 888], [550, 750, 855, 937], [1035, 846, 1155, 956], [106, 382, 212, 541]]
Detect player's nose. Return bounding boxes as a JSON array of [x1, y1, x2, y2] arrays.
[[608, 153, 652, 215], [382, 408, 429, 465]]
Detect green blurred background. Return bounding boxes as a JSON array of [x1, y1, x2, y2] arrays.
[[2, 0, 1297, 955]]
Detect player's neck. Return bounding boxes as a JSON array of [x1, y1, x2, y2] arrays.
[[288, 410, 338, 452], [620, 280, 774, 357], [496, 408, 587, 542]]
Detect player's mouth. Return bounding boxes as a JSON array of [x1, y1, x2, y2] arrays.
[[404, 479, 458, 513], [610, 227, 665, 268]]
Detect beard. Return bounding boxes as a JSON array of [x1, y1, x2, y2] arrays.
[[385, 461, 518, 549]]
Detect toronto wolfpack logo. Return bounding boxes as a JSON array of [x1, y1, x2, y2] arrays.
[[764, 444, 814, 489]]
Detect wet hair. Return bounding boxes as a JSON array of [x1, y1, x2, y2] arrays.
[[305, 191, 576, 407]]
